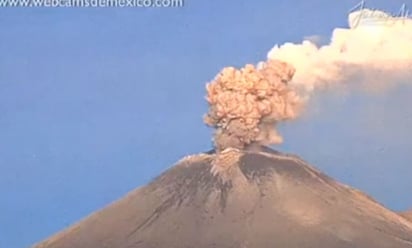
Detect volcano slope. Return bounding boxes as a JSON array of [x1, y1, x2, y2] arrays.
[[34, 146, 412, 248], [401, 211, 412, 222]]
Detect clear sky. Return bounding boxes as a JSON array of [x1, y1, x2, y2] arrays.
[[1, 0, 412, 247]]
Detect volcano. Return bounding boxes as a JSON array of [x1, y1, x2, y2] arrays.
[[34, 146, 412, 248]]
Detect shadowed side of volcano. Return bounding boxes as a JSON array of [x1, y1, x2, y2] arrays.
[[34, 147, 412, 248]]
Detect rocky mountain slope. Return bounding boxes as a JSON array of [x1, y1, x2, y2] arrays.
[[34, 147, 412, 248]]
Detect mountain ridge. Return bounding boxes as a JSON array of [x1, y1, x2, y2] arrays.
[[34, 147, 412, 248]]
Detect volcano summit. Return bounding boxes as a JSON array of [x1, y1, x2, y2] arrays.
[[35, 146, 412, 248]]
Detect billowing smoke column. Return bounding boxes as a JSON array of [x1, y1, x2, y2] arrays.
[[204, 8, 412, 151], [204, 60, 302, 151]]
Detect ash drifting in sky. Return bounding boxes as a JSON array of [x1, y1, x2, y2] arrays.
[[204, 9, 412, 151]]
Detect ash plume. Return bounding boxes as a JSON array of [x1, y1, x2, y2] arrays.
[[205, 9, 412, 151], [204, 60, 302, 151]]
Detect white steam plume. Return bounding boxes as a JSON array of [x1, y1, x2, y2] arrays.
[[268, 9, 412, 94]]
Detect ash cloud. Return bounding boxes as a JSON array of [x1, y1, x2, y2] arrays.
[[204, 60, 302, 151], [204, 9, 412, 151]]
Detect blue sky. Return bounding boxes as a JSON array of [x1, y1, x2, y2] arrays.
[[1, 0, 412, 247]]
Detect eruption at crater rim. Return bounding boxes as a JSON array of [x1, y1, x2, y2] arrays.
[[203, 59, 303, 152]]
